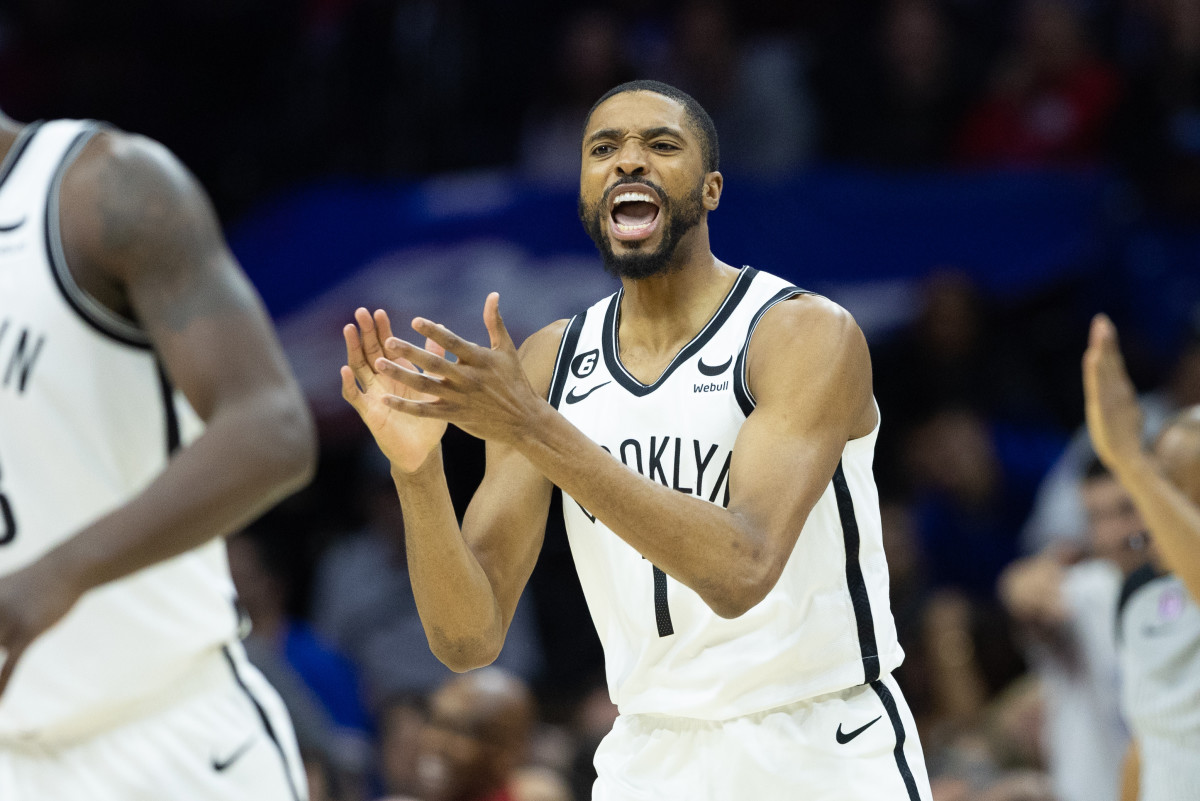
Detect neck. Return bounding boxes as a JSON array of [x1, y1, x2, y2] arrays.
[[616, 234, 738, 356]]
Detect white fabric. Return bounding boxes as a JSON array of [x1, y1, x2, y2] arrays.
[[0, 120, 237, 742], [1029, 560, 1128, 801], [1119, 573, 1200, 800], [555, 267, 903, 720], [0, 645, 306, 801], [592, 673, 930, 801]]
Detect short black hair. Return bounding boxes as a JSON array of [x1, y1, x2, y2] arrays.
[[584, 80, 719, 173]]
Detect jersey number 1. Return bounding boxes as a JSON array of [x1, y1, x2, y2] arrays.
[[0, 452, 15, 545]]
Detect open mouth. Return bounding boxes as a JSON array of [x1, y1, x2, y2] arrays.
[[608, 183, 662, 242]]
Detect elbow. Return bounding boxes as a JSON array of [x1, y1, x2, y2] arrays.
[[704, 562, 779, 620], [255, 389, 318, 494], [429, 632, 503, 673]]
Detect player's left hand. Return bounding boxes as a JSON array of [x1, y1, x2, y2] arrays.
[[1082, 313, 1145, 473], [0, 559, 81, 697], [375, 293, 545, 444]]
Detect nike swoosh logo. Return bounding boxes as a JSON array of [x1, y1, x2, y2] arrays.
[[565, 381, 610, 404], [835, 715, 882, 744], [0, 217, 25, 233], [211, 736, 257, 772], [697, 355, 731, 376]]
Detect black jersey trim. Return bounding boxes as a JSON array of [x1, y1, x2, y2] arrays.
[[157, 361, 182, 456], [869, 679, 922, 801], [0, 121, 43, 192], [548, 312, 587, 409], [222, 646, 304, 801], [1116, 561, 1168, 639], [732, 286, 811, 416], [835, 460, 880, 684], [601, 266, 759, 397], [653, 565, 674, 637], [45, 124, 152, 350]]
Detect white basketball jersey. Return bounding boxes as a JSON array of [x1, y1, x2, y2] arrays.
[[1117, 566, 1200, 799], [0, 120, 239, 742], [550, 267, 903, 720]]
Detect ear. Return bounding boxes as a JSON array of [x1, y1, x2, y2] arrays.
[[703, 171, 723, 211]]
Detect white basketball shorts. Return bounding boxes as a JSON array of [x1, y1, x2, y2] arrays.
[[593, 673, 931, 801], [0, 644, 307, 801]]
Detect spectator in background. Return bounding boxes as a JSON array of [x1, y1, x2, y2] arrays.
[[998, 459, 1138, 801], [379, 668, 562, 801], [518, 9, 636, 187], [310, 445, 543, 794], [1113, 0, 1200, 221], [957, 0, 1121, 166], [227, 531, 375, 800], [819, 0, 978, 168], [657, 0, 816, 176]]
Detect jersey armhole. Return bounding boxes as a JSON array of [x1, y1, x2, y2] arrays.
[[45, 123, 152, 350], [732, 287, 810, 416], [547, 311, 587, 409]]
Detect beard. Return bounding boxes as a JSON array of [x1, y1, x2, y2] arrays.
[[578, 178, 705, 280]]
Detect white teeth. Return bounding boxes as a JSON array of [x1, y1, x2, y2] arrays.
[[613, 191, 655, 205], [615, 221, 653, 232]]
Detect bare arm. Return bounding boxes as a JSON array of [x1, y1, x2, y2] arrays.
[[1120, 741, 1140, 801], [1084, 313, 1200, 603], [0, 130, 316, 689], [382, 293, 875, 620]]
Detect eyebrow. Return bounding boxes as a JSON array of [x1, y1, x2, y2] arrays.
[[585, 126, 687, 147]]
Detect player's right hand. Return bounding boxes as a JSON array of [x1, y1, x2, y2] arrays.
[[341, 307, 448, 474], [0, 559, 82, 697]]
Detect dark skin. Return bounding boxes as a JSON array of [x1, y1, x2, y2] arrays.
[[0, 116, 316, 693], [342, 90, 875, 671]]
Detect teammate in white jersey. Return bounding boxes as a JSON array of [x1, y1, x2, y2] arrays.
[[0, 113, 316, 800], [341, 80, 931, 799], [1083, 314, 1200, 801]]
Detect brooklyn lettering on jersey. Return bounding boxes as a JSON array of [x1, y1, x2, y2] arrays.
[[578, 436, 732, 521], [0, 318, 46, 395]]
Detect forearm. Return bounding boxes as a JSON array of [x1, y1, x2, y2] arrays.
[[1112, 453, 1200, 603], [47, 388, 314, 594], [394, 447, 505, 670], [518, 404, 771, 617]]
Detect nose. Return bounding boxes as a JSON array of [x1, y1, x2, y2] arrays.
[[615, 140, 648, 177]]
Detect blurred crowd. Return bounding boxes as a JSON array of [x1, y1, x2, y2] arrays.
[[6, 0, 1200, 799], [4, 0, 1200, 223]]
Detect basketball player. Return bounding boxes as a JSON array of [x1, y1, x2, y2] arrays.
[[0, 113, 316, 800], [341, 80, 932, 799], [1083, 313, 1200, 801]]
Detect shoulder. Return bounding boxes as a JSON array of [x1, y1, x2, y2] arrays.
[[61, 127, 220, 282], [747, 293, 870, 381], [519, 319, 571, 400], [65, 128, 201, 223], [745, 293, 875, 433]]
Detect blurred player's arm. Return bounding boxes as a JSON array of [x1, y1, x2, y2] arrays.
[[0, 130, 316, 688], [1084, 313, 1200, 603], [342, 312, 560, 671], [1120, 741, 1140, 801], [381, 293, 873, 622]]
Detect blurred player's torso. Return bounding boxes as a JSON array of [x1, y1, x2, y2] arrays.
[[0, 120, 238, 743], [1118, 567, 1200, 799], [551, 267, 903, 720]]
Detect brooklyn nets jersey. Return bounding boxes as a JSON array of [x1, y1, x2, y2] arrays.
[[0, 120, 238, 742], [1117, 566, 1200, 800], [549, 267, 903, 720]]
